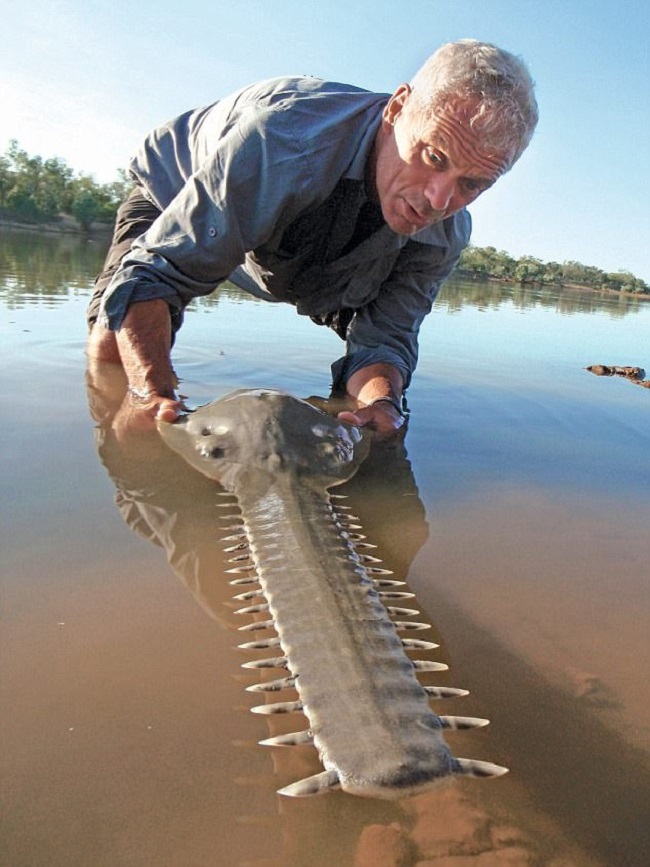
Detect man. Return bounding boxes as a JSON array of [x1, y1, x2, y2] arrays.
[[87, 39, 537, 436]]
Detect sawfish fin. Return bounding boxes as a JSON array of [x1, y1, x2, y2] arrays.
[[277, 769, 340, 797]]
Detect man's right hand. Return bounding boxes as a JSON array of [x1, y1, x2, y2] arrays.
[[110, 392, 186, 441], [87, 299, 182, 436]]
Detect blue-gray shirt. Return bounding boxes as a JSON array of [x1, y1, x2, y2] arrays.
[[98, 76, 471, 388]]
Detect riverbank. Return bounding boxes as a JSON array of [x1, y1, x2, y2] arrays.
[[455, 268, 650, 301], [0, 215, 113, 238]]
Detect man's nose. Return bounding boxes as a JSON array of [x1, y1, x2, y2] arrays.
[[424, 175, 454, 212]]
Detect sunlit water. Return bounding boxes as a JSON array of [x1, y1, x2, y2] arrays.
[[1, 229, 649, 867]]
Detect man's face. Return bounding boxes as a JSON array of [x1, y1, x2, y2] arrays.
[[373, 85, 512, 235]]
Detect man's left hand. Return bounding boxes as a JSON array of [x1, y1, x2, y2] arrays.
[[337, 400, 406, 438]]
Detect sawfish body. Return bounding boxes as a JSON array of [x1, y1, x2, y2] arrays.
[[158, 388, 506, 798]]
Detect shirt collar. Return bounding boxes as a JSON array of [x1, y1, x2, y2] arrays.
[[343, 101, 386, 182]]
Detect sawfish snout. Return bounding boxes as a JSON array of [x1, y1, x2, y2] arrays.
[[158, 389, 369, 489]]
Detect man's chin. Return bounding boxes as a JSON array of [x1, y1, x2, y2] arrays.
[[390, 215, 442, 236]]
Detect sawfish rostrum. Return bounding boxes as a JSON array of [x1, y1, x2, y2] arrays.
[[159, 389, 507, 798]]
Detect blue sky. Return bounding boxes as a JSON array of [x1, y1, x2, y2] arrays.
[[2, 0, 649, 281]]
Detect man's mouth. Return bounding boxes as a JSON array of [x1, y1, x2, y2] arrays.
[[405, 200, 444, 227]]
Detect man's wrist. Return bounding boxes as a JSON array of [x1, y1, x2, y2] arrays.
[[368, 396, 406, 418], [127, 384, 155, 403], [126, 383, 177, 404]]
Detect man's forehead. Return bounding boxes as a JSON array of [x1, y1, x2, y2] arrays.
[[419, 106, 512, 178]]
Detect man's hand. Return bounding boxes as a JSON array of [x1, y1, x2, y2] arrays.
[[125, 389, 186, 422], [337, 399, 406, 437], [86, 354, 186, 444], [339, 362, 407, 438], [108, 391, 185, 442], [87, 299, 183, 437]]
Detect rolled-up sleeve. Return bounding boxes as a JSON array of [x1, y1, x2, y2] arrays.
[[331, 210, 471, 390]]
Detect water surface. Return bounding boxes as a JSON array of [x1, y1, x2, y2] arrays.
[[1, 230, 649, 866]]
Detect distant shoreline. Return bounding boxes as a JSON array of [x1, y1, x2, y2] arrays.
[[452, 268, 650, 302], [0, 216, 113, 238]]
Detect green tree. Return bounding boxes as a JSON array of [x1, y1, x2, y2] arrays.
[[0, 153, 14, 208], [0, 140, 130, 226], [542, 261, 563, 284], [5, 187, 40, 221], [514, 256, 544, 283], [39, 156, 74, 216], [71, 189, 101, 231], [1, 141, 72, 220]]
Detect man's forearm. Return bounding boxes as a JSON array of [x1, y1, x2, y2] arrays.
[[345, 362, 404, 406], [338, 362, 406, 436], [116, 299, 177, 399]]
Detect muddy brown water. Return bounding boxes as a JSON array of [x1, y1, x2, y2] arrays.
[[1, 230, 649, 866]]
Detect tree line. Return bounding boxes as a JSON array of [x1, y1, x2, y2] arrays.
[[458, 244, 648, 296], [1, 141, 647, 296], [0, 140, 132, 231]]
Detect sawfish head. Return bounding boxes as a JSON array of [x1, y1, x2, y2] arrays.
[[157, 388, 369, 491]]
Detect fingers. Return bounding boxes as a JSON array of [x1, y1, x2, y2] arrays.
[[155, 398, 184, 423], [336, 404, 406, 438], [336, 410, 363, 426], [111, 394, 184, 442]]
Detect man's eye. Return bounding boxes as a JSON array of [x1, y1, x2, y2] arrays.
[[464, 179, 485, 195], [424, 149, 443, 167]]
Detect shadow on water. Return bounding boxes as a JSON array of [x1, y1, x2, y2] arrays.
[[86, 366, 650, 866], [345, 452, 650, 867], [413, 586, 650, 867]]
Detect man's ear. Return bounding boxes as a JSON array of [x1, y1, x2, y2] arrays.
[[383, 83, 412, 126]]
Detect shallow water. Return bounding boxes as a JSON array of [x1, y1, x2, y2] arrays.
[[1, 229, 649, 867]]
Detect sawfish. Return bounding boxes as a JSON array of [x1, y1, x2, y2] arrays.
[[158, 388, 507, 798]]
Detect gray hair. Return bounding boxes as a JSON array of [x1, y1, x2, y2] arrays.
[[406, 39, 538, 168]]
